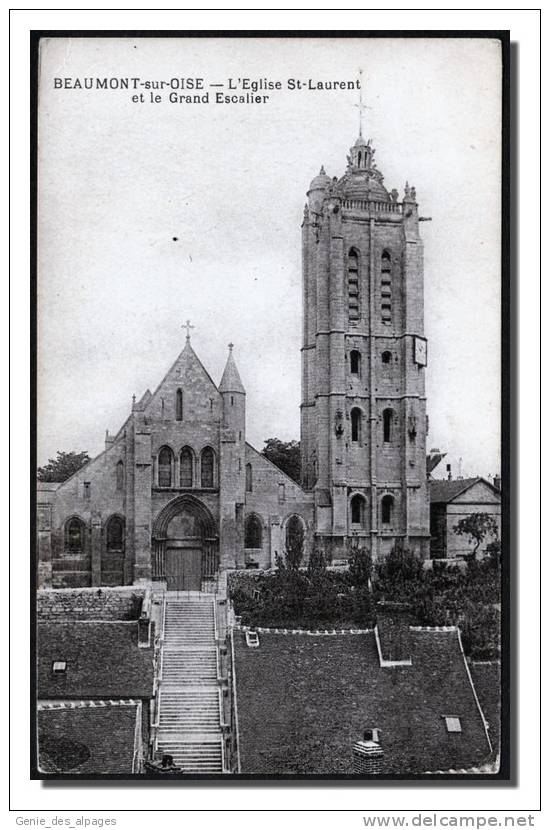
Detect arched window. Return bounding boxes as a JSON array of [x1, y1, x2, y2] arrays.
[[350, 494, 365, 526], [245, 515, 262, 549], [245, 462, 253, 492], [351, 408, 362, 443], [381, 250, 392, 324], [116, 460, 124, 491], [383, 408, 394, 443], [381, 495, 394, 525], [175, 389, 183, 421], [179, 447, 193, 488], [158, 446, 173, 488], [348, 248, 360, 322], [201, 447, 215, 488], [382, 350, 392, 364], [106, 516, 124, 551], [350, 350, 361, 376], [286, 515, 305, 550], [65, 517, 85, 553]]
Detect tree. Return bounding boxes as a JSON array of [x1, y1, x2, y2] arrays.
[[285, 520, 304, 570], [348, 545, 372, 587], [307, 548, 327, 578], [376, 544, 424, 585], [261, 438, 301, 484], [37, 450, 91, 482], [453, 513, 499, 558]]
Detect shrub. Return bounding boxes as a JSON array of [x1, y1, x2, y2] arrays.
[[348, 545, 372, 587], [376, 545, 424, 585]]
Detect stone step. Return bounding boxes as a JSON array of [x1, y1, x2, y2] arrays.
[[163, 651, 217, 666], [155, 597, 223, 772], [162, 667, 217, 673]]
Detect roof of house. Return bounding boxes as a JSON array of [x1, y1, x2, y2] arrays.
[[233, 628, 491, 775], [429, 477, 500, 504], [469, 661, 501, 754], [37, 701, 140, 774], [426, 451, 446, 475], [37, 622, 155, 699]]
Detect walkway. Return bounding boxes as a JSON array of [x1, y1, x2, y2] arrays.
[[155, 592, 224, 772]]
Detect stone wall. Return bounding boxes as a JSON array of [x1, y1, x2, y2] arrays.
[[244, 444, 314, 568], [37, 587, 146, 621]]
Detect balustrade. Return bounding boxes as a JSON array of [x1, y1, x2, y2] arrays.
[[342, 198, 403, 215]]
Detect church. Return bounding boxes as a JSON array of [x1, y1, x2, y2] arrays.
[[37, 130, 431, 591]]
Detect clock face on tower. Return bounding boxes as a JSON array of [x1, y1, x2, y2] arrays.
[[414, 337, 427, 366]]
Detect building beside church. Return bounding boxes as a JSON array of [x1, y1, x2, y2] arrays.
[[37, 130, 431, 590], [429, 477, 502, 559]]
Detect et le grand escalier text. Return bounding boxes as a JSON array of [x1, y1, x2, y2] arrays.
[[53, 76, 360, 104]]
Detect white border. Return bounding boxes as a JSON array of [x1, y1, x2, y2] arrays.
[[9, 6, 542, 821]]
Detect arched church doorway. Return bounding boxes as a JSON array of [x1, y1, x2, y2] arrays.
[[151, 495, 218, 591]]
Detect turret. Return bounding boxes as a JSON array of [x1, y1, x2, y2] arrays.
[[219, 342, 246, 437], [218, 344, 246, 569]]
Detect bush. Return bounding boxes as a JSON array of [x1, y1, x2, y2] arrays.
[[376, 545, 424, 586], [348, 545, 372, 587]]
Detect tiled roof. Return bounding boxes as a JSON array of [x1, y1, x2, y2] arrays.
[[37, 622, 155, 699], [429, 477, 487, 504], [38, 702, 139, 774], [469, 662, 501, 755], [426, 452, 446, 475], [234, 629, 491, 775]]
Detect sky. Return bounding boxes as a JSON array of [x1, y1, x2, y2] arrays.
[[37, 36, 502, 479]]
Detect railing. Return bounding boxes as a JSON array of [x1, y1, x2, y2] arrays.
[[148, 597, 166, 759], [228, 626, 242, 773], [342, 198, 403, 215]]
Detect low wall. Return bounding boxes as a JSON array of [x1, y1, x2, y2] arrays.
[[37, 586, 146, 621]]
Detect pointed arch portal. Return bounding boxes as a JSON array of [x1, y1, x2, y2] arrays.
[[151, 495, 218, 590]]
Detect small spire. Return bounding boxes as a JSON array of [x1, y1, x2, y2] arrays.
[[219, 344, 245, 394], [319, 165, 326, 175]]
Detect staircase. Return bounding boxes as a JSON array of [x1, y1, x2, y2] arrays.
[[155, 594, 225, 772]]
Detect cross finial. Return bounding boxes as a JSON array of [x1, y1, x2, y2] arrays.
[[182, 319, 195, 341], [354, 69, 370, 137], [228, 342, 234, 352]]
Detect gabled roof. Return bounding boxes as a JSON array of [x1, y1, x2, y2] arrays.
[[234, 628, 492, 774], [37, 622, 154, 699], [144, 337, 220, 416], [427, 451, 447, 475], [429, 477, 500, 504]]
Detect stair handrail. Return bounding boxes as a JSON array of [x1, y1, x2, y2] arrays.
[[221, 735, 227, 774], [229, 625, 242, 773]]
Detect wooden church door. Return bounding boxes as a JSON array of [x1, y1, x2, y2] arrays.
[[165, 546, 202, 591]]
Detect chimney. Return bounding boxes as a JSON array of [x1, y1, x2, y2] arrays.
[[105, 430, 114, 451], [353, 729, 384, 774], [446, 463, 452, 481], [493, 475, 501, 491]]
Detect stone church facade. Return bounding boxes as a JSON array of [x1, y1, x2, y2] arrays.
[[37, 131, 431, 590]]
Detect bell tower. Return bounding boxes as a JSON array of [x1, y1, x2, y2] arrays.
[[300, 131, 430, 560]]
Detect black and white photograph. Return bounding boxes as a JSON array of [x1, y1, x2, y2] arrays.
[[32, 32, 507, 781]]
